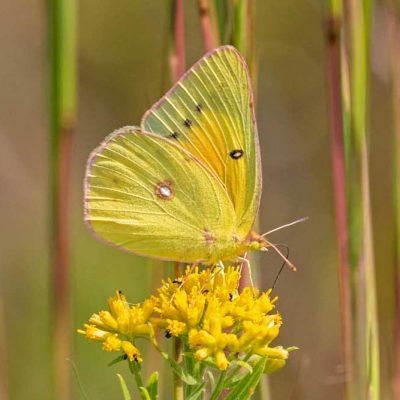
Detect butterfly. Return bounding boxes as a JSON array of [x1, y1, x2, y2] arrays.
[[84, 45, 270, 266]]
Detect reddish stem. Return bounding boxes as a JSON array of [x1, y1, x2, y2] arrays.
[[326, 15, 353, 396], [171, 0, 186, 82], [197, 0, 216, 52]]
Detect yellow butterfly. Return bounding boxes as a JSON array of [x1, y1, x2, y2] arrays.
[[84, 46, 270, 265]]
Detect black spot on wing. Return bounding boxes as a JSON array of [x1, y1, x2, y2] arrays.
[[183, 118, 192, 128], [195, 103, 203, 112], [229, 149, 244, 160], [168, 131, 180, 139]]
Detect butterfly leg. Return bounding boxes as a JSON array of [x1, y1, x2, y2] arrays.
[[237, 256, 256, 295], [197, 262, 225, 294]]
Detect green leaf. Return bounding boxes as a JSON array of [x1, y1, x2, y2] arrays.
[[224, 372, 248, 388], [230, 360, 253, 373], [138, 387, 152, 400], [160, 351, 198, 385], [146, 371, 159, 399], [186, 383, 206, 400], [224, 357, 267, 400], [117, 374, 132, 400], [223, 359, 254, 388], [206, 370, 215, 388], [108, 354, 126, 367]]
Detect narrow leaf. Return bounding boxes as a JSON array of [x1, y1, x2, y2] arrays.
[[146, 371, 159, 399], [117, 374, 132, 400], [138, 387, 152, 400], [224, 357, 267, 400], [108, 355, 126, 367], [160, 351, 198, 385], [186, 383, 206, 400], [230, 360, 253, 373]]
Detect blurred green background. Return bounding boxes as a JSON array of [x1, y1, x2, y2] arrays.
[[1, 1, 398, 399]]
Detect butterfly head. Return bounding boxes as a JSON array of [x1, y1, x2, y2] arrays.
[[246, 232, 269, 252]]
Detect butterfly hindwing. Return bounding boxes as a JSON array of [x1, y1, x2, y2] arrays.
[[141, 46, 261, 237], [84, 126, 238, 263]]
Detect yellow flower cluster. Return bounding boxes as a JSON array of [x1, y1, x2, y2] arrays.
[[78, 266, 290, 371], [77, 291, 156, 362]]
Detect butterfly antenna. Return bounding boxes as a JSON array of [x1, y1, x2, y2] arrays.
[[267, 241, 297, 272], [261, 216, 309, 237], [271, 244, 290, 291]]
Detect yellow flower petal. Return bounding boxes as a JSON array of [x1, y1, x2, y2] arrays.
[[102, 335, 121, 352], [121, 341, 143, 363], [215, 351, 229, 370]]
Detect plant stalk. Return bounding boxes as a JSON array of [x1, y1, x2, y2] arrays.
[[325, 2, 354, 398], [387, 5, 400, 399], [346, 0, 380, 398], [128, 360, 147, 399], [48, 0, 77, 399], [170, 0, 186, 83], [0, 300, 8, 400], [197, 0, 218, 51]]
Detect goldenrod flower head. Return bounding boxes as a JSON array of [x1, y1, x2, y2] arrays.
[[121, 341, 143, 363], [215, 351, 229, 370], [166, 319, 187, 337], [79, 266, 294, 373], [77, 324, 110, 341], [151, 266, 289, 371], [102, 335, 121, 352], [78, 291, 155, 362]]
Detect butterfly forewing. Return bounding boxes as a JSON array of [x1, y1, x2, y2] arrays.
[[141, 46, 261, 237], [85, 127, 238, 263]]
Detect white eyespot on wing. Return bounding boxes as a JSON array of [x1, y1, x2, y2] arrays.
[[155, 181, 174, 200]]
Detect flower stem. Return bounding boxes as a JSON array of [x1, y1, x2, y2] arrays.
[[128, 361, 146, 400], [210, 370, 227, 400]]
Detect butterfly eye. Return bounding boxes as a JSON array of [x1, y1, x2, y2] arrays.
[[229, 149, 244, 160], [155, 181, 174, 200]]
